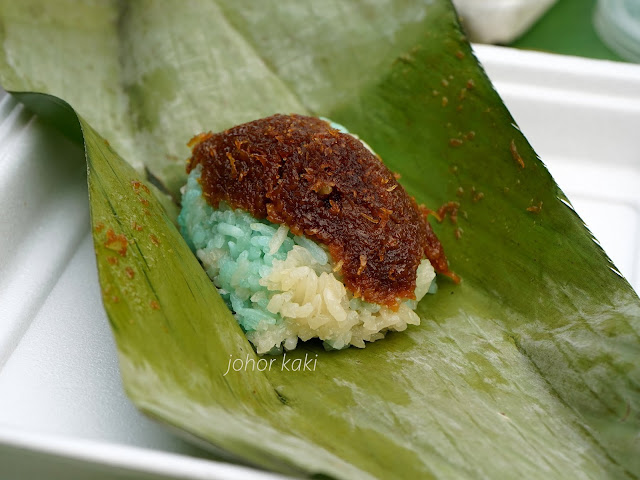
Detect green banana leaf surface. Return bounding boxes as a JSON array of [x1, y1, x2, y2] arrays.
[[1, 0, 638, 478]]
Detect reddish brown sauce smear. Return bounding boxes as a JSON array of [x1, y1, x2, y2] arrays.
[[187, 114, 457, 308]]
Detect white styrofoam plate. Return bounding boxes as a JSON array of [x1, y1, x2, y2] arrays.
[[0, 45, 639, 479]]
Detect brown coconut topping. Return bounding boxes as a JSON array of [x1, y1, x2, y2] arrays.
[[187, 114, 457, 308]]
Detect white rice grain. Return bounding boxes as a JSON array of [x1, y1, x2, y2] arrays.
[[269, 225, 289, 254]]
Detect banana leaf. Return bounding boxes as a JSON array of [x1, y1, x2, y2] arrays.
[[1, 1, 638, 478]]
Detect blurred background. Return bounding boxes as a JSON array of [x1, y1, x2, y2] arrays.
[[454, 0, 637, 63]]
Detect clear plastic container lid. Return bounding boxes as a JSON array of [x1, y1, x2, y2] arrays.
[[594, 0, 640, 62]]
